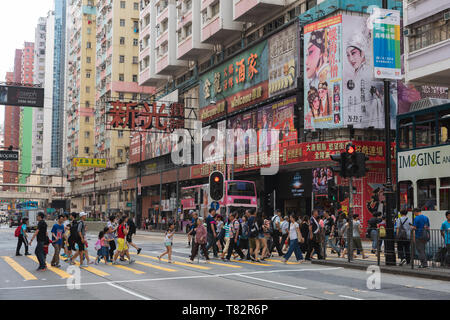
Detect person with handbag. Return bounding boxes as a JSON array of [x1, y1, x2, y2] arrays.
[[395, 210, 411, 266], [411, 208, 430, 268], [282, 214, 304, 264]]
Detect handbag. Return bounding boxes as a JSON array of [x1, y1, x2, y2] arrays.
[[379, 226, 386, 238]]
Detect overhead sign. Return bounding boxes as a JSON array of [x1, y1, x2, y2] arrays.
[[0, 150, 19, 161], [372, 9, 401, 80], [73, 158, 107, 168], [0, 85, 44, 108]]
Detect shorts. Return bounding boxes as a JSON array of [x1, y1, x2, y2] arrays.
[[117, 238, 128, 251], [249, 237, 256, 249], [352, 238, 363, 251], [67, 237, 76, 251], [97, 247, 108, 258], [164, 242, 172, 247], [126, 234, 133, 243], [257, 233, 265, 240], [76, 240, 85, 251]]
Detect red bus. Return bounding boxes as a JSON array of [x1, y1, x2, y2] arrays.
[[181, 180, 257, 218]]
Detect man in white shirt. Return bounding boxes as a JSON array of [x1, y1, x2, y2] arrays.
[[270, 210, 284, 257]]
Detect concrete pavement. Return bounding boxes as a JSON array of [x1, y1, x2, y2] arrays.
[[1, 223, 449, 300]]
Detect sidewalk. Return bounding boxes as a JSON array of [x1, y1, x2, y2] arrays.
[[312, 251, 450, 281]]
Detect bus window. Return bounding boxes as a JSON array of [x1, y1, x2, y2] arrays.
[[417, 178, 437, 211], [415, 114, 436, 148], [439, 177, 450, 211], [227, 181, 256, 197], [399, 118, 413, 150], [399, 181, 414, 211], [439, 111, 450, 144]]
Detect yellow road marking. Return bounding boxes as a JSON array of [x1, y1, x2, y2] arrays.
[[27, 255, 71, 279], [2, 256, 37, 280], [130, 253, 210, 270], [265, 259, 298, 265], [62, 256, 110, 277], [230, 259, 272, 267], [88, 256, 145, 275], [170, 255, 242, 269], [135, 261, 177, 272]]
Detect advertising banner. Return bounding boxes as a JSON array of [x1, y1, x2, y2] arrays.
[[0, 150, 19, 161], [73, 158, 107, 168], [304, 15, 343, 130], [0, 85, 44, 108], [342, 14, 397, 129], [397, 82, 449, 114], [312, 167, 334, 195], [268, 23, 299, 97], [277, 171, 312, 198], [373, 9, 401, 80]]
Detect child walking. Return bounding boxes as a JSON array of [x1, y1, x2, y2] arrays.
[[158, 223, 175, 263], [95, 230, 108, 264], [104, 226, 115, 262]]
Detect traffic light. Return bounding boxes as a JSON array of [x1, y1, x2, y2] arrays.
[[330, 152, 347, 177], [344, 144, 358, 177], [338, 186, 349, 201], [209, 171, 224, 201], [355, 152, 369, 177], [328, 179, 338, 202]]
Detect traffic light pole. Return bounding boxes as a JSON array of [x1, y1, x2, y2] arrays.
[[382, 0, 396, 266], [347, 177, 353, 262]]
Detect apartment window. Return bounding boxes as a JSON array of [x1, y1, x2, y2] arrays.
[[184, 23, 192, 37], [132, 56, 138, 64], [86, 41, 91, 49], [202, 10, 208, 24], [86, 86, 90, 93], [85, 131, 90, 138], [132, 74, 138, 82], [132, 93, 138, 100], [87, 27, 91, 35], [118, 92, 124, 99], [117, 149, 124, 158], [120, 37, 125, 45], [119, 55, 125, 63], [87, 0, 93, 6], [120, 1, 126, 8], [161, 19, 168, 33], [86, 56, 91, 63], [84, 147, 90, 154], [118, 131, 124, 138], [85, 116, 90, 123], [120, 19, 125, 27], [408, 13, 450, 52], [119, 74, 124, 81], [86, 72, 91, 78], [134, 2, 139, 10], [211, 2, 220, 17], [133, 38, 138, 46], [85, 101, 90, 108], [185, 0, 192, 11], [133, 21, 139, 32]]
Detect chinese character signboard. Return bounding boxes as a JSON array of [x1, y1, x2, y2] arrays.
[[304, 15, 344, 130], [268, 23, 299, 97], [73, 158, 107, 168], [342, 14, 398, 129], [199, 40, 269, 123], [372, 9, 401, 80], [0, 85, 44, 108]]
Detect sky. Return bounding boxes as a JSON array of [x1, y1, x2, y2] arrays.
[[0, 0, 54, 127]]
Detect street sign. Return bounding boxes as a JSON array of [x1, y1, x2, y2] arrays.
[[73, 157, 107, 168], [210, 201, 220, 211], [0, 150, 19, 161]]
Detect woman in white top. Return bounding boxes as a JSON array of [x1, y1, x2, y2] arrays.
[[282, 215, 305, 264]]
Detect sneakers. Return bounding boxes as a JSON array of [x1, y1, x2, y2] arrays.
[[186, 259, 193, 264], [80, 263, 89, 268], [167, 260, 173, 264], [112, 261, 118, 265], [25, 253, 31, 256], [15, 253, 22, 256], [205, 260, 210, 264], [282, 259, 287, 264], [137, 248, 142, 255], [129, 259, 135, 265], [399, 259, 407, 266]]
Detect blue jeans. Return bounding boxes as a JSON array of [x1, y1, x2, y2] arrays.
[[324, 235, 340, 257], [35, 241, 46, 269], [370, 230, 378, 250], [284, 239, 303, 261]]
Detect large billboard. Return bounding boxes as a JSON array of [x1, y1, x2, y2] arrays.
[[0, 85, 44, 108], [303, 15, 344, 130], [342, 14, 397, 129]]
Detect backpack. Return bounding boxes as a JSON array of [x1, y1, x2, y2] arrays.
[[271, 215, 280, 233], [241, 222, 249, 239], [14, 225, 22, 237], [70, 220, 80, 240], [396, 217, 408, 240], [249, 219, 259, 238]]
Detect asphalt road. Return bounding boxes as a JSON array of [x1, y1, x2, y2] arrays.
[[0, 223, 449, 300]]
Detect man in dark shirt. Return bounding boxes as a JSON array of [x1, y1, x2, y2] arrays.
[[323, 211, 340, 258], [205, 208, 218, 258], [30, 212, 48, 271], [247, 209, 257, 261], [306, 209, 324, 260]]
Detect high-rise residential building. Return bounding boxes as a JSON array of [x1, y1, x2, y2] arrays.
[[403, 0, 450, 85], [3, 68, 20, 191], [43, 0, 67, 176], [65, 0, 97, 212], [32, 18, 47, 173], [0, 125, 4, 187], [18, 42, 35, 189]]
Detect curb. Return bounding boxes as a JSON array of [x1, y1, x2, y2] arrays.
[[311, 260, 450, 281]]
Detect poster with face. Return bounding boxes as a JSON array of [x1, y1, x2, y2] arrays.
[[312, 167, 333, 195], [342, 15, 398, 129], [304, 16, 343, 130]]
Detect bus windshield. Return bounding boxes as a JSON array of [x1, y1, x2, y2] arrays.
[[227, 181, 255, 197]]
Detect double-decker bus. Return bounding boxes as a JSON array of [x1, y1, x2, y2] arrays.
[[397, 100, 450, 228], [181, 180, 257, 218]]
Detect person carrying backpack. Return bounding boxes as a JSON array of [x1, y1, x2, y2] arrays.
[[269, 210, 284, 257], [395, 210, 411, 266], [15, 217, 30, 256], [225, 212, 245, 261]]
